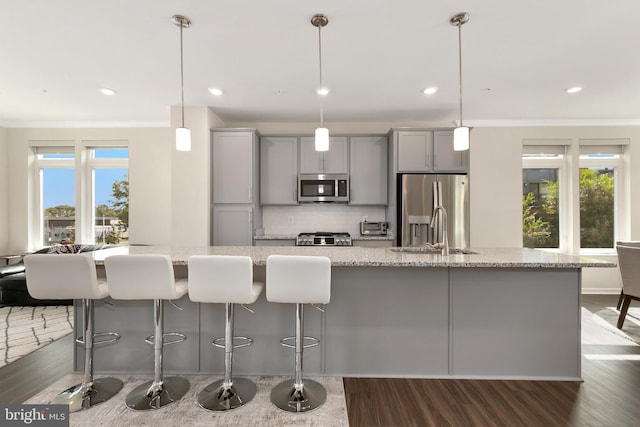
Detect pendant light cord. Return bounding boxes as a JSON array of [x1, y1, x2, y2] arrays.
[[458, 23, 463, 127], [318, 24, 324, 128], [180, 21, 185, 128]]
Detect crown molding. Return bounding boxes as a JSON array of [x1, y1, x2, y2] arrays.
[[466, 119, 640, 127], [0, 120, 170, 129]]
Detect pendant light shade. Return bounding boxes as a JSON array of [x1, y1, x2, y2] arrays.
[[453, 126, 469, 151], [312, 14, 329, 152], [172, 15, 191, 152], [315, 127, 329, 151], [176, 127, 191, 151], [450, 12, 470, 152]]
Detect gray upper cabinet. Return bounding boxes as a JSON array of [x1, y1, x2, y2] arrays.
[[211, 129, 262, 246], [397, 131, 433, 172], [260, 136, 299, 205], [433, 130, 468, 172], [397, 130, 468, 173], [212, 130, 257, 203], [349, 136, 388, 205], [300, 136, 348, 174]]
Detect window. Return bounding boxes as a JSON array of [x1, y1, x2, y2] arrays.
[[522, 140, 627, 253], [522, 145, 565, 249], [578, 147, 622, 250], [30, 141, 128, 249]]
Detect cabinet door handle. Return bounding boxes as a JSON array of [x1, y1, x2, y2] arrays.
[[293, 177, 297, 201], [248, 185, 252, 202]]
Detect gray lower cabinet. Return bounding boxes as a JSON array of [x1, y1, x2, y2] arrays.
[[254, 239, 296, 246], [212, 206, 255, 246]]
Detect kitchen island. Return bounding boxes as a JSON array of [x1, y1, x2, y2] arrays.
[[81, 246, 614, 381]]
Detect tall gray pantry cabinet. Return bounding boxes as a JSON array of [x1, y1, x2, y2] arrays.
[[210, 129, 262, 245]]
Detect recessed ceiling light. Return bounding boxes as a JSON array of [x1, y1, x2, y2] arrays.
[[317, 87, 329, 96], [423, 87, 439, 95], [208, 88, 223, 96], [566, 87, 583, 94], [99, 88, 116, 96]]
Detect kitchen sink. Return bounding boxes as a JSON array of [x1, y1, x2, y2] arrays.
[[390, 247, 478, 255]]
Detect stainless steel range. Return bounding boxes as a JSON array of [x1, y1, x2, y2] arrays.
[[296, 232, 352, 246]]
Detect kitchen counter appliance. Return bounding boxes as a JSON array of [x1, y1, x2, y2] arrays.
[[296, 232, 352, 246], [360, 221, 388, 236]]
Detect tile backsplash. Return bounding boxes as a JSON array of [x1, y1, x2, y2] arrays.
[[262, 205, 387, 236]]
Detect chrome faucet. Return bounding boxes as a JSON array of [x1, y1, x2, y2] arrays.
[[431, 205, 449, 256]]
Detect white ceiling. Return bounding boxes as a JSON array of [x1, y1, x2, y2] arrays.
[[2, 0, 640, 128]]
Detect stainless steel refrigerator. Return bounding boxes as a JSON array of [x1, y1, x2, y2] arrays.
[[398, 173, 469, 248]]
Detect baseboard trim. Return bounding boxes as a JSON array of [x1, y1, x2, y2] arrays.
[[582, 288, 622, 295]]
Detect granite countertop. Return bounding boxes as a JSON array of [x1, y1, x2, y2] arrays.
[[253, 234, 297, 240], [91, 246, 616, 269], [253, 234, 394, 241]]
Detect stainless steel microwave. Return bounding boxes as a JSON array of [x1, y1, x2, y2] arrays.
[[298, 174, 349, 203]]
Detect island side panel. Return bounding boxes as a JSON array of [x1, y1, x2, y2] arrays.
[[74, 295, 200, 374], [450, 268, 581, 380], [325, 266, 450, 377]]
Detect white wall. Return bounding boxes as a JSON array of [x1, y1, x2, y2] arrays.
[[169, 106, 225, 246], [5, 127, 173, 252], [0, 126, 8, 251]]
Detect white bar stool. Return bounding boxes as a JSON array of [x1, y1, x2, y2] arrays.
[[266, 254, 331, 413], [24, 253, 123, 412], [188, 255, 264, 411], [104, 254, 190, 410]]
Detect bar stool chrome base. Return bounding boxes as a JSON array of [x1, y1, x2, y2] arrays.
[[197, 377, 257, 411], [125, 377, 190, 410], [52, 377, 123, 413], [270, 378, 326, 413]]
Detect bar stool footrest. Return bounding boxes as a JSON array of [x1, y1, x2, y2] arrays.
[[75, 331, 121, 346], [144, 332, 187, 345], [212, 335, 253, 349], [279, 335, 319, 349]]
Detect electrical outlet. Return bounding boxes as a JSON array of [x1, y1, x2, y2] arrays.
[[362, 216, 368, 222], [288, 216, 294, 225]]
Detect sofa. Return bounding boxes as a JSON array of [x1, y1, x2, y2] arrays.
[[0, 244, 115, 306]]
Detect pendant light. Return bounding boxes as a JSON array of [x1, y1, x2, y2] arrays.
[[311, 14, 329, 152], [172, 15, 192, 151], [450, 12, 470, 151]]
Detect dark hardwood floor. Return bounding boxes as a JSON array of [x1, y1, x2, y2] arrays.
[[345, 294, 640, 426], [2, 295, 639, 426]]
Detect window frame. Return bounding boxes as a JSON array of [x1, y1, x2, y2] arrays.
[[29, 140, 128, 249], [522, 140, 629, 255]]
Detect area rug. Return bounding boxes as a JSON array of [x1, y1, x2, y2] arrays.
[[0, 305, 74, 368], [26, 374, 349, 426], [583, 306, 640, 345]]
